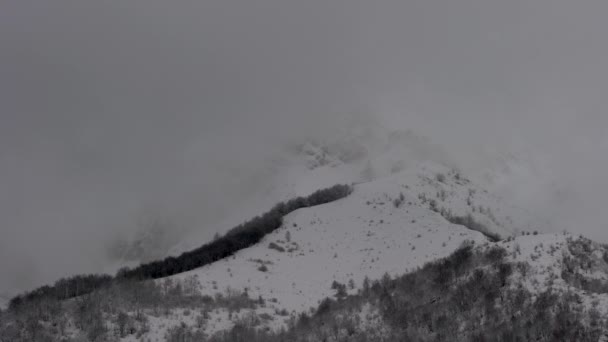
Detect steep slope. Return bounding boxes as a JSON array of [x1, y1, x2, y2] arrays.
[[171, 134, 547, 256], [110, 126, 549, 272], [120, 163, 544, 338], [167, 141, 362, 256], [6, 231, 608, 341], [0, 141, 559, 341], [99, 159, 549, 339], [202, 233, 608, 342], [170, 171, 489, 313]]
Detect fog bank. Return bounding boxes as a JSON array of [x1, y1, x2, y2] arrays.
[[2, 0, 608, 296]]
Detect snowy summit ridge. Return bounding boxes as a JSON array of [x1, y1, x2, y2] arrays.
[[3, 130, 597, 342]]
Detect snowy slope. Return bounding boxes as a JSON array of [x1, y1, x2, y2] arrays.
[[168, 141, 362, 255], [178, 163, 548, 309], [171, 133, 547, 256], [171, 174, 487, 310], [114, 174, 480, 338], [494, 233, 608, 315], [90, 232, 608, 341], [113, 160, 549, 338], [102, 130, 555, 339], [4, 151, 594, 341], [4, 123, 606, 340]]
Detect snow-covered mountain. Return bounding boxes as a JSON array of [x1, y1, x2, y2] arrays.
[[4, 130, 601, 341], [167, 128, 547, 257], [74, 142, 550, 339], [124, 160, 543, 337]]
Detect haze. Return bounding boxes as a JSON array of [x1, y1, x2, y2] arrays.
[[2, 0, 608, 297]]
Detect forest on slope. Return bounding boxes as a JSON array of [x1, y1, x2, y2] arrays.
[[6, 184, 352, 310], [206, 238, 608, 342], [4, 235, 608, 341]]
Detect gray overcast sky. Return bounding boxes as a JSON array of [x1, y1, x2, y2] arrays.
[[2, 0, 608, 295]]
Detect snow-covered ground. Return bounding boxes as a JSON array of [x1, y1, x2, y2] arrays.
[[171, 174, 488, 313], [171, 135, 547, 255], [106, 132, 555, 339], [474, 232, 608, 317], [5, 143, 603, 340], [122, 157, 548, 338]]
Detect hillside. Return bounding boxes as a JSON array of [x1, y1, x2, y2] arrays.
[[169, 162, 525, 310], [0, 156, 566, 341], [105, 126, 549, 275], [168, 133, 547, 257], [5, 230, 608, 341], [212, 233, 608, 342]]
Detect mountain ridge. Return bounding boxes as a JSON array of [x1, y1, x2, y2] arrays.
[[1, 142, 595, 341]]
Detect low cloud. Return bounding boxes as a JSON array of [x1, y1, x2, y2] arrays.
[[2, 0, 608, 296]]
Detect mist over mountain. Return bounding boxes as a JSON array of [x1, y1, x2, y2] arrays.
[[3, 0, 608, 314]]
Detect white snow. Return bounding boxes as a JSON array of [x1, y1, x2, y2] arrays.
[[159, 165, 510, 335], [113, 142, 555, 338], [489, 233, 608, 317]]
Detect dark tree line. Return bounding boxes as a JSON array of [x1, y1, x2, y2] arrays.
[[1, 275, 260, 341], [118, 184, 351, 280], [9, 184, 352, 309], [444, 213, 502, 242], [9, 274, 112, 311]]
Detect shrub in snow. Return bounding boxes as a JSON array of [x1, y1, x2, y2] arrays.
[[436, 173, 446, 183], [268, 242, 285, 252]]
